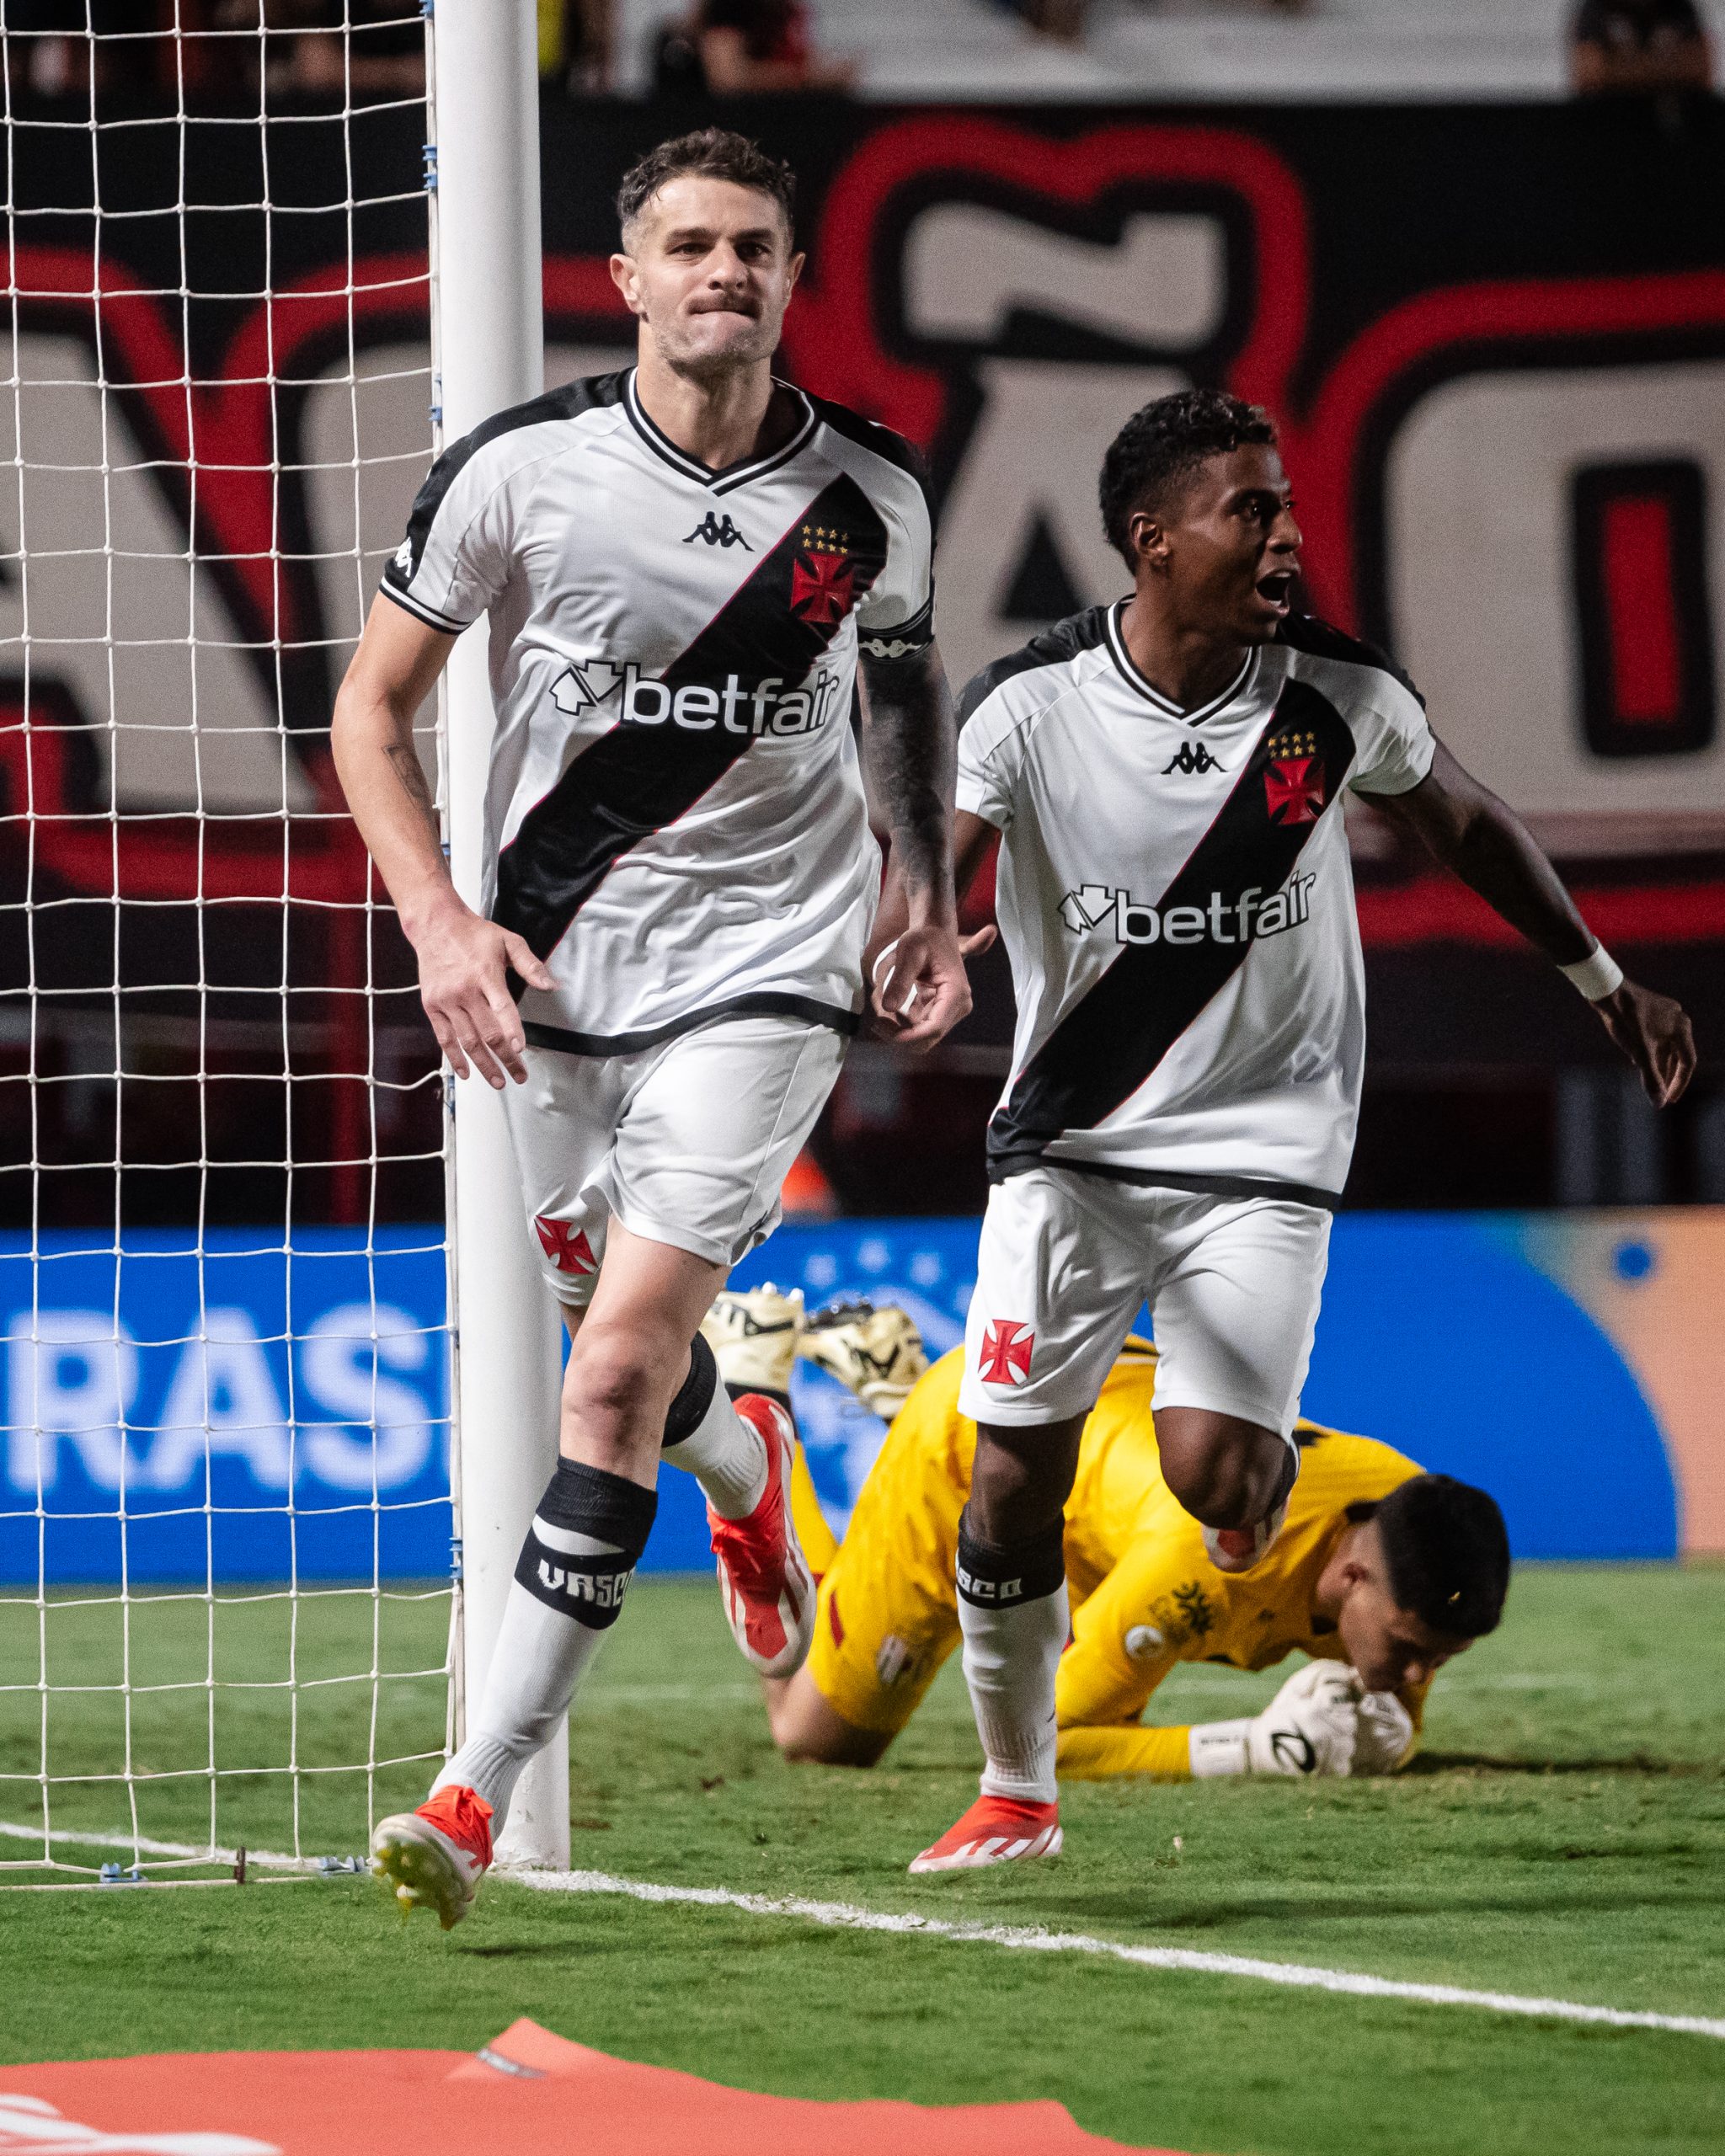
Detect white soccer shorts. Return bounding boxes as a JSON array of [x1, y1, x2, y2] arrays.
[[956, 1166, 1332, 1437], [502, 1014, 846, 1307]]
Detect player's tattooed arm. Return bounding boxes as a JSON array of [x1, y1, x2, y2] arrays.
[[332, 593, 554, 1089], [1375, 738, 1696, 1107], [857, 640, 980, 1050]]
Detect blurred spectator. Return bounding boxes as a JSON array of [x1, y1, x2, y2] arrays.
[[1570, 0, 1713, 95], [541, 0, 612, 93], [3, 0, 161, 98], [211, 0, 425, 103], [654, 0, 855, 94]]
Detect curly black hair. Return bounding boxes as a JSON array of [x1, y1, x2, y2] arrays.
[[1098, 387, 1278, 569], [617, 129, 796, 243]]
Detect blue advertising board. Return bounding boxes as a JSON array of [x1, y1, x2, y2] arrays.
[[1, 1211, 1703, 1585]]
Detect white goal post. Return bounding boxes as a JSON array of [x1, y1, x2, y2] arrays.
[[430, 0, 568, 1874]]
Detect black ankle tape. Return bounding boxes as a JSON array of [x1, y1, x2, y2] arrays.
[[517, 1461, 658, 1630], [537, 1458, 659, 1549], [955, 1512, 1065, 1609], [1270, 1442, 1300, 1513], [662, 1332, 718, 1449]]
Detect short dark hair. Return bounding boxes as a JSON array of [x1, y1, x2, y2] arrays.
[[617, 129, 796, 243], [1097, 388, 1278, 568], [1371, 1475, 1511, 1640]]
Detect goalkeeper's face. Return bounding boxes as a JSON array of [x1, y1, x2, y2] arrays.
[[1337, 1524, 1471, 1696], [614, 177, 804, 377]]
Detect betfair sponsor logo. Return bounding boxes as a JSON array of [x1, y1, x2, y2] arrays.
[[550, 655, 842, 737], [1059, 873, 1315, 947]]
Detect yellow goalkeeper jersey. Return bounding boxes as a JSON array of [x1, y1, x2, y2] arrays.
[[801, 1338, 1429, 1771]]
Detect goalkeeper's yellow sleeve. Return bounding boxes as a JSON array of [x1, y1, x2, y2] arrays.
[[1055, 1530, 1199, 1729], [788, 1438, 841, 1577], [1058, 1723, 1193, 1780]]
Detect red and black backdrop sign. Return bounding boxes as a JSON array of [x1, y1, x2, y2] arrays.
[[1, 92, 1722, 1221]]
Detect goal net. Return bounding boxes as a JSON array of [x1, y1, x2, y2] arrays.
[[0, 4, 456, 1877]]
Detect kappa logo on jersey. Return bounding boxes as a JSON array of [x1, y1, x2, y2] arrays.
[[684, 510, 753, 550], [534, 1215, 598, 1276], [1162, 741, 1227, 776], [1059, 876, 1316, 947], [978, 1319, 1034, 1385], [790, 524, 856, 625], [1263, 728, 1328, 825], [549, 656, 845, 737]]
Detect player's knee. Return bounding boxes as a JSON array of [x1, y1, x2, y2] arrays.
[[563, 1318, 680, 1430], [1160, 1420, 1286, 1530]]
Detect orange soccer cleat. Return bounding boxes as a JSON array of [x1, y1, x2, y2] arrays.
[[708, 1392, 816, 1679], [370, 1783, 494, 1931], [908, 1794, 1062, 1875]]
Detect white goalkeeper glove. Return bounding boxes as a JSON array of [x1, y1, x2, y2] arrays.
[[1353, 1687, 1416, 1774], [1188, 1659, 1362, 1779]]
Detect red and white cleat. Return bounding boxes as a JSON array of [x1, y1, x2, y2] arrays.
[[908, 1795, 1062, 1875], [708, 1392, 815, 1680], [370, 1783, 493, 1931]]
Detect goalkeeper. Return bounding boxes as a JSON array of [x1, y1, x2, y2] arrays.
[[707, 1291, 1509, 1782]]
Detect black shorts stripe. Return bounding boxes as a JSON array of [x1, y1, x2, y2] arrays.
[[494, 473, 889, 962], [998, 1157, 1339, 1212], [523, 992, 860, 1059], [986, 680, 1358, 1177]]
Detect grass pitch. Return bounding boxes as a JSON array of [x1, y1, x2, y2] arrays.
[[2, 1566, 1722, 2155]]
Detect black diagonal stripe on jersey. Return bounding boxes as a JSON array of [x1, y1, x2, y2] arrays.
[[494, 474, 889, 960], [987, 680, 1358, 1177]]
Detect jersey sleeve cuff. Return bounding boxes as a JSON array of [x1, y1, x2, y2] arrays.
[[954, 777, 1007, 829], [379, 575, 472, 634], [1348, 723, 1436, 798]]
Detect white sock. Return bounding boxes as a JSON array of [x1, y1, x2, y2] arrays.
[[956, 1515, 1068, 1806], [434, 1461, 655, 1836], [660, 1340, 768, 1520]]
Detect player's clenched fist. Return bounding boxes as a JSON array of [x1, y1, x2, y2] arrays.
[[410, 898, 554, 1090], [1247, 1660, 1362, 1776]]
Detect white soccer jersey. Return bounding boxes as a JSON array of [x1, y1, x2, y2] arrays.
[[382, 369, 934, 1053], [955, 602, 1435, 1205]]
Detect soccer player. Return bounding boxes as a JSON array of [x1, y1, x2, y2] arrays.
[[710, 1298, 1507, 1817], [880, 388, 1694, 1872], [331, 129, 973, 1928]]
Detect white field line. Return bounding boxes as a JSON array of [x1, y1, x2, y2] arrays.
[[508, 1867, 1725, 2043], [8, 1819, 1722, 2044], [0, 1819, 327, 1870]]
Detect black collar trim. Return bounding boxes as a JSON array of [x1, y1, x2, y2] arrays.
[[623, 370, 817, 494], [1104, 601, 1255, 724]]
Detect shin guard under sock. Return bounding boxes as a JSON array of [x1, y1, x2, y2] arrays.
[[435, 1460, 656, 1833], [660, 1332, 769, 1520], [955, 1509, 1069, 1806]]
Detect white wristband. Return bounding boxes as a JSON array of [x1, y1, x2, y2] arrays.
[[1558, 944, 1623, 1002], [1188, 1719, 1253, 1779]]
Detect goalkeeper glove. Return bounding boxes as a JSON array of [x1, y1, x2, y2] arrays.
[[1188, 1659, 1362, 1779], [1353, 1687, 1416, 1774]]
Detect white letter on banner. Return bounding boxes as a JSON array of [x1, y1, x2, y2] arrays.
[[298, 1303, 434, 1492], [5, 1312, 139, 1494], [146, 1310, 291, 1492]]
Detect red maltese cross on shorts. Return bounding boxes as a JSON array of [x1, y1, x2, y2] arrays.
[[533, 1214, 598, 1277], [979, 1319, 1034, 1386]]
